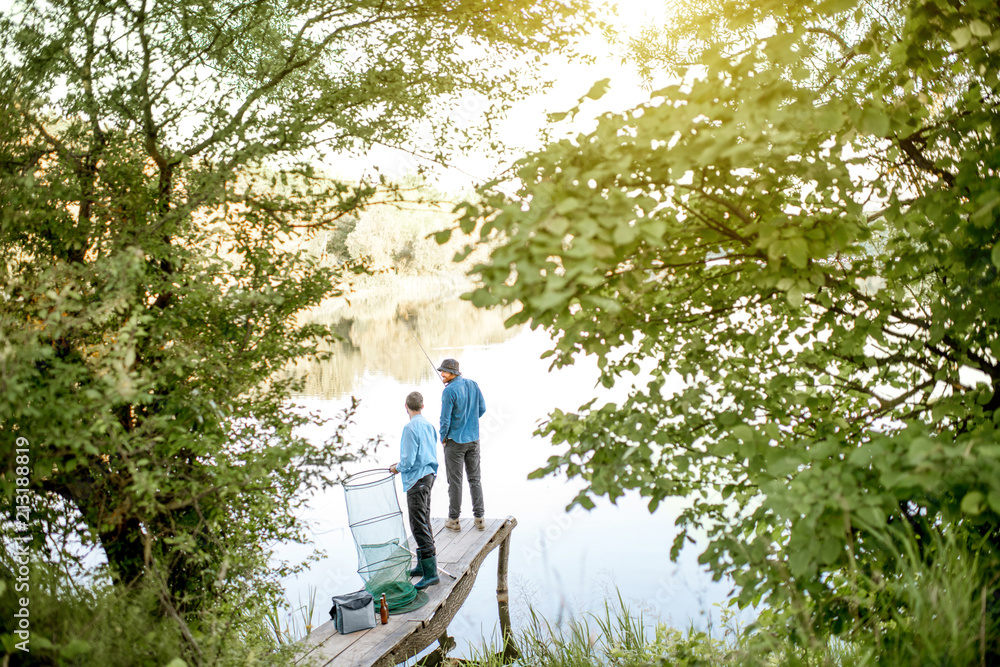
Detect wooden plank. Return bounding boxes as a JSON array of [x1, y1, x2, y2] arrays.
[[296, 517, 517, 667], [436, 518, 498, 567], [429, 532, 464, 562], [433, 517, 471, 543], [295, 624, 370, 666], [349, 620, 424, 666], [447, 520, 506, 573], [428, 518, 447, 539], [294, 622, 353, 665]]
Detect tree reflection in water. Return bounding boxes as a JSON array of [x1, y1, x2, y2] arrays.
[[288, 276, 522, 398]]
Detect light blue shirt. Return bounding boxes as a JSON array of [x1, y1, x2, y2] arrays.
[[398, 414, 438, 492], [440, 376, 486, 444]]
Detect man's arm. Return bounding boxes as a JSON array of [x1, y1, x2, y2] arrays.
[[439, 386, 453, 443], [477, 384, 486, 418], [397, 426, 417, 473]]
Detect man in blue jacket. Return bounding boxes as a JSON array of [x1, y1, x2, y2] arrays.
[[389, 391, 440, 589], [437, 358, 487, 531]]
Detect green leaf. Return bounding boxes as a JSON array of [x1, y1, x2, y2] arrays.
[[961, 491, 985, 515], [972, 192, 1000, 227], [789, 548, 814, 578], [612, 224, 637, 246], [583, 78, 611, 101], [969, 20, 992, 38], [855, 507, 885, 528], [786, 285, 805, 307], [459, 214, 477, 234], [988, 490, 1000, 513], [60, 639, 92, 659], [555, 197, 581, 214], [787, 239, 809, 268], [859, 107, 890, 136], [818, 0, 856, 14], [583, 294, 623, 313], [952, 26, 973, 48], [470, 289, 493, 308], [533, 290, 570, 313], [819, 537, 842, 564]]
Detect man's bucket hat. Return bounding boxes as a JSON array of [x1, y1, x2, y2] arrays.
[[437, 358, 461, 375]]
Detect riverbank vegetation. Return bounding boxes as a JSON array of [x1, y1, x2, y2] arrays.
[[467, 524, 995, 666], [459, 0, 1000, 663]]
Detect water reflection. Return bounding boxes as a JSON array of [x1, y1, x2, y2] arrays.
[[290, 280, 522, 398]]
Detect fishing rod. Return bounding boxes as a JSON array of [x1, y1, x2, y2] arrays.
[[400, 316, 444, 384]]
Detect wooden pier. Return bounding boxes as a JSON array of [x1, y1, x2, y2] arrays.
[[295, 516, 517, 667]]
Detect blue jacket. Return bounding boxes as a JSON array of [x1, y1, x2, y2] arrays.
[[398, 414, 438, 492], [440, 376, 486, 444]]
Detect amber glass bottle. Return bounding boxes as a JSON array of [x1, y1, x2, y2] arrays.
[[379, 594, 388, 624]]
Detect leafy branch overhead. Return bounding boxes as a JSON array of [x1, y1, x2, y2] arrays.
[[462, 0, 1000, 647], [0, 0, 592, 662]]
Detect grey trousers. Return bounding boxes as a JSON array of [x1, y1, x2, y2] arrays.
[[443, 439, 484, 520]]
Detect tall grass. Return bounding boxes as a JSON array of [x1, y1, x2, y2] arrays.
[[844, 525, 1000, 666], [464, 596, 738, 667], [264, 586, 319, 646], [461, 601, 858, 667], [460, 524, 998, 667]]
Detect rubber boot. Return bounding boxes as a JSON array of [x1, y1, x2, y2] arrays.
[[409, 561, 422, 577], [414, 556, 440, 589]]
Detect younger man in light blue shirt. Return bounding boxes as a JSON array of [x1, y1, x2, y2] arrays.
[[389, 391, 439, 589]]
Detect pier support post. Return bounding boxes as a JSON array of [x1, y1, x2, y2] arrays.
[[497, 519, 519, 661]]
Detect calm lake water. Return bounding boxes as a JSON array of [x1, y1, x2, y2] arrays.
[[280, 280, 735, 660]]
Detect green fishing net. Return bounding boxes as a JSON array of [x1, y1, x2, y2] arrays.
[[344, 469, 429, 615]]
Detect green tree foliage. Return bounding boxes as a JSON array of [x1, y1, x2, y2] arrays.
[[463, 0, 1000, 653], [0, 0, 590, 661]]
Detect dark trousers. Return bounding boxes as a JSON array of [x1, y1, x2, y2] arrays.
[[406, 473, 436, 559], [443, 439, 484, 520]]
